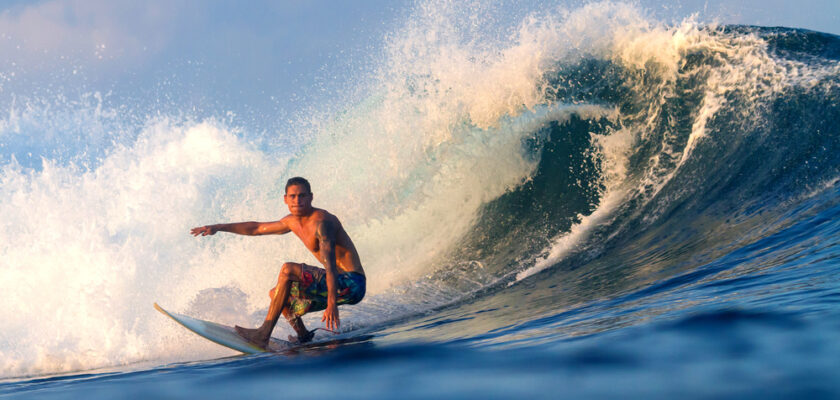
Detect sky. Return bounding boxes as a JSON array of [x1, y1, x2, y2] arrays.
[[0, 0, 401, 132], [0, 0, 837, 133]]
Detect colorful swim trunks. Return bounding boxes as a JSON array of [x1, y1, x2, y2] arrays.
[[288, 266, 366, 317]]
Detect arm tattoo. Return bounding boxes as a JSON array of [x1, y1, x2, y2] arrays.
[[315, 219, 336, 250]]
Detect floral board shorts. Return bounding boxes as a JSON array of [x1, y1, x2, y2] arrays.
[[288, 265, 366, 317]]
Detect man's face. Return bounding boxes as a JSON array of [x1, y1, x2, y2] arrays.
[[284, 184, 313, 216]]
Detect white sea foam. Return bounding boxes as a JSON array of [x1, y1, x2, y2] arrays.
[[0, 0, 588, 376], [0, 1, 680, 378], [0, 116, 286, 376]]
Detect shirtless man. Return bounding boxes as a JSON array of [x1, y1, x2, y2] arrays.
[[190, 177, 366, 348]]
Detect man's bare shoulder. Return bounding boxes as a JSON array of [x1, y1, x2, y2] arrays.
[[306, 209, 344, 231], [271, 214, 298, 228], [309, 208, 338, 221]]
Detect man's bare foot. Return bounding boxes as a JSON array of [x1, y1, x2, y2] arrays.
[[235, 325, 270, 349], [288, 329, 315, 344], [285, 316, 314, 344]]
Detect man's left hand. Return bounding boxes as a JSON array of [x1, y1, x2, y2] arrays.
[[322, 303, 340, 331]]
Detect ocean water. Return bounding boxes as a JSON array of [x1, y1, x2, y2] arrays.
[[2, 2, 840, 399]]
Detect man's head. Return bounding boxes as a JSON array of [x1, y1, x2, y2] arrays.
[[284, 177, 313, 216], [285, 177, 311, 194]]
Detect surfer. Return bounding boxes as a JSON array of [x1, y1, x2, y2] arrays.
[[190, 177, 366, 347]]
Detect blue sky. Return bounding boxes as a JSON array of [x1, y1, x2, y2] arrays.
[[0, 0, 837, 133]]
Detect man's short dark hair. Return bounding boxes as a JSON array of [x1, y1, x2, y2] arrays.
[[285, 177, 311, 194]]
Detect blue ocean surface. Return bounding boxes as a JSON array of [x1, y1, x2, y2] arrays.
[[1, 2, 840, 399]]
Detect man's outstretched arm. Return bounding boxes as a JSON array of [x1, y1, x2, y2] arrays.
[[191, 220, 291, 236], [315, 219, 340, 330]]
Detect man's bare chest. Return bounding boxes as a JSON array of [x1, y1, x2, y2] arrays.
[[290, 224, 319, 252]]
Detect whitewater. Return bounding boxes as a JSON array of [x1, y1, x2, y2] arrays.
[[1, 1, 839, 398]]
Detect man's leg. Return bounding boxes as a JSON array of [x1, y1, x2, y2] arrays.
[[235, 262, 304, 347], [282, 307, 314, 343], [270, 285, 314, 342]]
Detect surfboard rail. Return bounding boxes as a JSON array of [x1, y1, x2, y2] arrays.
[[154, 303, 293, 354]]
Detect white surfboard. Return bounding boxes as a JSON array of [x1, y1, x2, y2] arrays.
[[154, 303, 293, 354]]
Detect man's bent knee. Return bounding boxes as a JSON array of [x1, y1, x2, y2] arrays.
[[279, 262, 302, 280]]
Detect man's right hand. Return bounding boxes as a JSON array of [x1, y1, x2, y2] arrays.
[[190, 225, 217, 236]]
